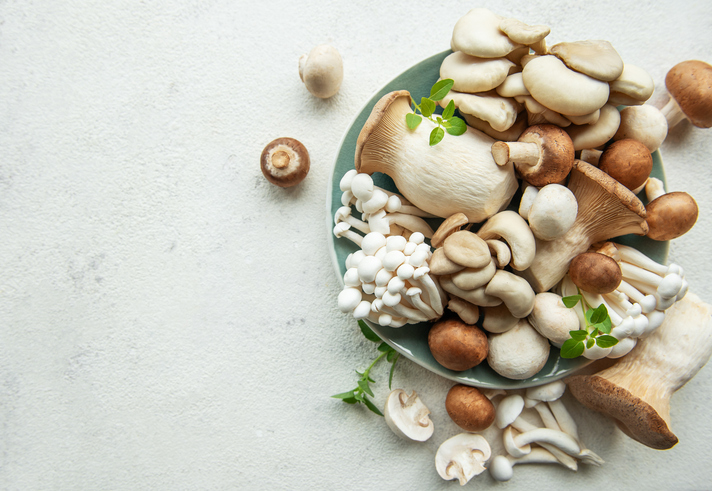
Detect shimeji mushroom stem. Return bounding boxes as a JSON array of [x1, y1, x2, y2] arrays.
[[491, 141, 541, 167], [548, 399, 605, 466], [510, 417, 579, 471]]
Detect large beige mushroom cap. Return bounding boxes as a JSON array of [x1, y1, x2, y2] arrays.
[[566, 104, 621, 151], [451, 8, 522, 58], [550, 40, 624, 82], [523, 55, 610, 116], [440, 52, 516, 93], [608, 64, 655, 106], [441, 89, 521, 133]]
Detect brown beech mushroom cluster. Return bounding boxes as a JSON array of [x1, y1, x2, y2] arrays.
[[567, 292, 712, 449]]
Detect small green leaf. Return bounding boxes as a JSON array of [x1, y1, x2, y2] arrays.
[[595, 335, 619, 348], [359, 320, 381, 343], [358, 380, 374, 397], [386, 349, 398, 363], [363, 397, 384, 416], [560, 338, 584, 358], [569, 329, 588, 341], [445, 116, 467, 136], [388, 354, 399, 389], [586, 338, 595, 349], [377, 342, 391, 352], [430, 78, 454, 101], [420, 97, 436, 117], [332, 391, 356, 400], [562, 295, 582, 308], [429, 127, 445, 146], [353, 392, 364, 402], [590, 328, 600, 338], [405, 112, 422, 130], [442, 99, 456, 119], [589, 304, 608, 324], [598, 316, 613, 333]]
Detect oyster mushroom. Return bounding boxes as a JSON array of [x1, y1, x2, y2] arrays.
[[519, 160, 648, 293], [565, 103, 621, 151], [355, 90, 518, 223], [450, 8, 522, 58], [383, 389, 434, 442], [607, 63, 655, 106], [439, 51, 516, 93], [567, 292, 712, 449]]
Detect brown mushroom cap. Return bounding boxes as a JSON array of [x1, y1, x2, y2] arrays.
[[260, 137, 310, 187], [567, 375, 677, 449], [665, 60, 712, 128], [445, 384, 496, 432], [428, 319, 488, 371], [598, 138, 653, 191], [569, 252, 622, 294], [645, 191, 699, 241]]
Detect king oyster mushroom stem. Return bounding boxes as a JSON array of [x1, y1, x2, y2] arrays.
[[354, 90, 518, 223], [567, 292, 712, 449], [383, 389, 434, 442], [519, 160, 648, 293], [435, 433, 492, 486]]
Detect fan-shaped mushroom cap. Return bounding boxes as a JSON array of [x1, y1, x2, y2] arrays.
[[355, 90, 518, 223], [550, 40, 624, 82], [451, 8, 522, 58], [440, 52, 516, 93], [441, 89, 520, 132], [463, 112, 528, 142], [608, 64, 655, 106], [522, 55, 610, 116], [566, 104, 621, 151], [664, 60, 712, 128], [499, 18, 550, 46], [519, 160, 648, 293]]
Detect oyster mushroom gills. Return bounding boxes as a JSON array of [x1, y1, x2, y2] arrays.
[[354, 90, 518, 223]]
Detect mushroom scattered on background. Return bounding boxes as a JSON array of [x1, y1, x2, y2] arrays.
[[260, 137, 310, 187], [298, 44, 343, 99], [445, 384, 496, 431], [435, 433, 492, 485], [383, 389, 434, 442], [660, 60, 712, 130]]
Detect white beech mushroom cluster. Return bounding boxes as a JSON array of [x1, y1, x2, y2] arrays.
[[488, 382, 603, 482], [335, 170, 446, 327]]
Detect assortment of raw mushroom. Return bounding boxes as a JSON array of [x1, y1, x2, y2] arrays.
[[329, 6, 712, 485]]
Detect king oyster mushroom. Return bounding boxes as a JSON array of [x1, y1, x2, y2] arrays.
[[355, 90, 518, 223], [519, 160, 648, 293]]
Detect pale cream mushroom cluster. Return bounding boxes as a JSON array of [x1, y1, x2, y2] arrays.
[[442, 7, 659, 154], [487, 383, 603, 482], [334, 170, 446, 328]]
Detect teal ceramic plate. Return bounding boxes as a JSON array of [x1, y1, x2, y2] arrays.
[[326, 50, 668, 389]]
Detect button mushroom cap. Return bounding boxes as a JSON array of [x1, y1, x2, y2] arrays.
[[435, 433, 492, 485], [598, 138, 653, 191], [550, 40, 624, 82], [528, 292, 580, 347], [662, 60, 712, 128], [569, 252, 622, 294], [566, 291, 712, 449], [445, 384, 496, 432], [519, 160, 648, 293], [383, 389, 434, 442], [298, 44, 343, 99], [491, 124, 575, 187], [260, 137, 310, 187], [487, 318, 550, 380], [439, 51, 516, 93], [612, 105, 668, 153], [522, 55, 610, 117], [526, 184, 578, 241], [354, 90, 518, 223], [428, 318, 488, 371], [451, 8, 522, 58], [645, 191, 699, 241]]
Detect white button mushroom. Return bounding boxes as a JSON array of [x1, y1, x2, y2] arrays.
[[298, 44, 343, 99], [526, 184, 578, 241], [383, 389, 434, 442], [435, 433, 492, 485], [487, 318, 550, 380]]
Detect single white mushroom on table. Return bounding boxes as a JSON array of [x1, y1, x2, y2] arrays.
[[435, 433, 492, 486], [298, 44, 343, 99], [383, 389, 434, 442]]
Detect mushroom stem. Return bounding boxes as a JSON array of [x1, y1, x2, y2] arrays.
[[333, 223, 363, 246], [616, 279, 658, 314], [491, 141, 540, 167], [510, 417, 579, 471], [659, 96, 687, 130], [548, 399, 605, 466]]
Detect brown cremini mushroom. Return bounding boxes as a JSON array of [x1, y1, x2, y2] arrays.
[[569, 252, 622, 294], [446, 384, 496, 432], [598, 138, 653, 192], [491, 124, 575, 187], [645, 191, 699, 241], [260, 137, 310, 187], [661, 60, 712, 129], [428, 318, 488, 371]]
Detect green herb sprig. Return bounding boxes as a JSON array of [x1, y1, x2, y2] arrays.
[[405, 78, 467, 146], [332, 320, 401, 416], [560, 290, 619, 358]]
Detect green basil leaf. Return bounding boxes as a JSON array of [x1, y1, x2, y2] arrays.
[[442, 99, 456, 119], [569, 329, 588, 341], [405, 112, 422, 130], [561, 295, 581, 308], [589, 303, 608, 324], [359, 320, 381, 342], [420, 97, 436, 117], [363, 397, 384, 417], [430, 127, 445, 146], [430, 78, 454, 101], [560, 339, 584, 358], [595, 335, 619, 348], [445, 116, 467, 136]]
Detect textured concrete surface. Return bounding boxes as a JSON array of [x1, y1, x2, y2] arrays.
[[1, 1, 711, 489]]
